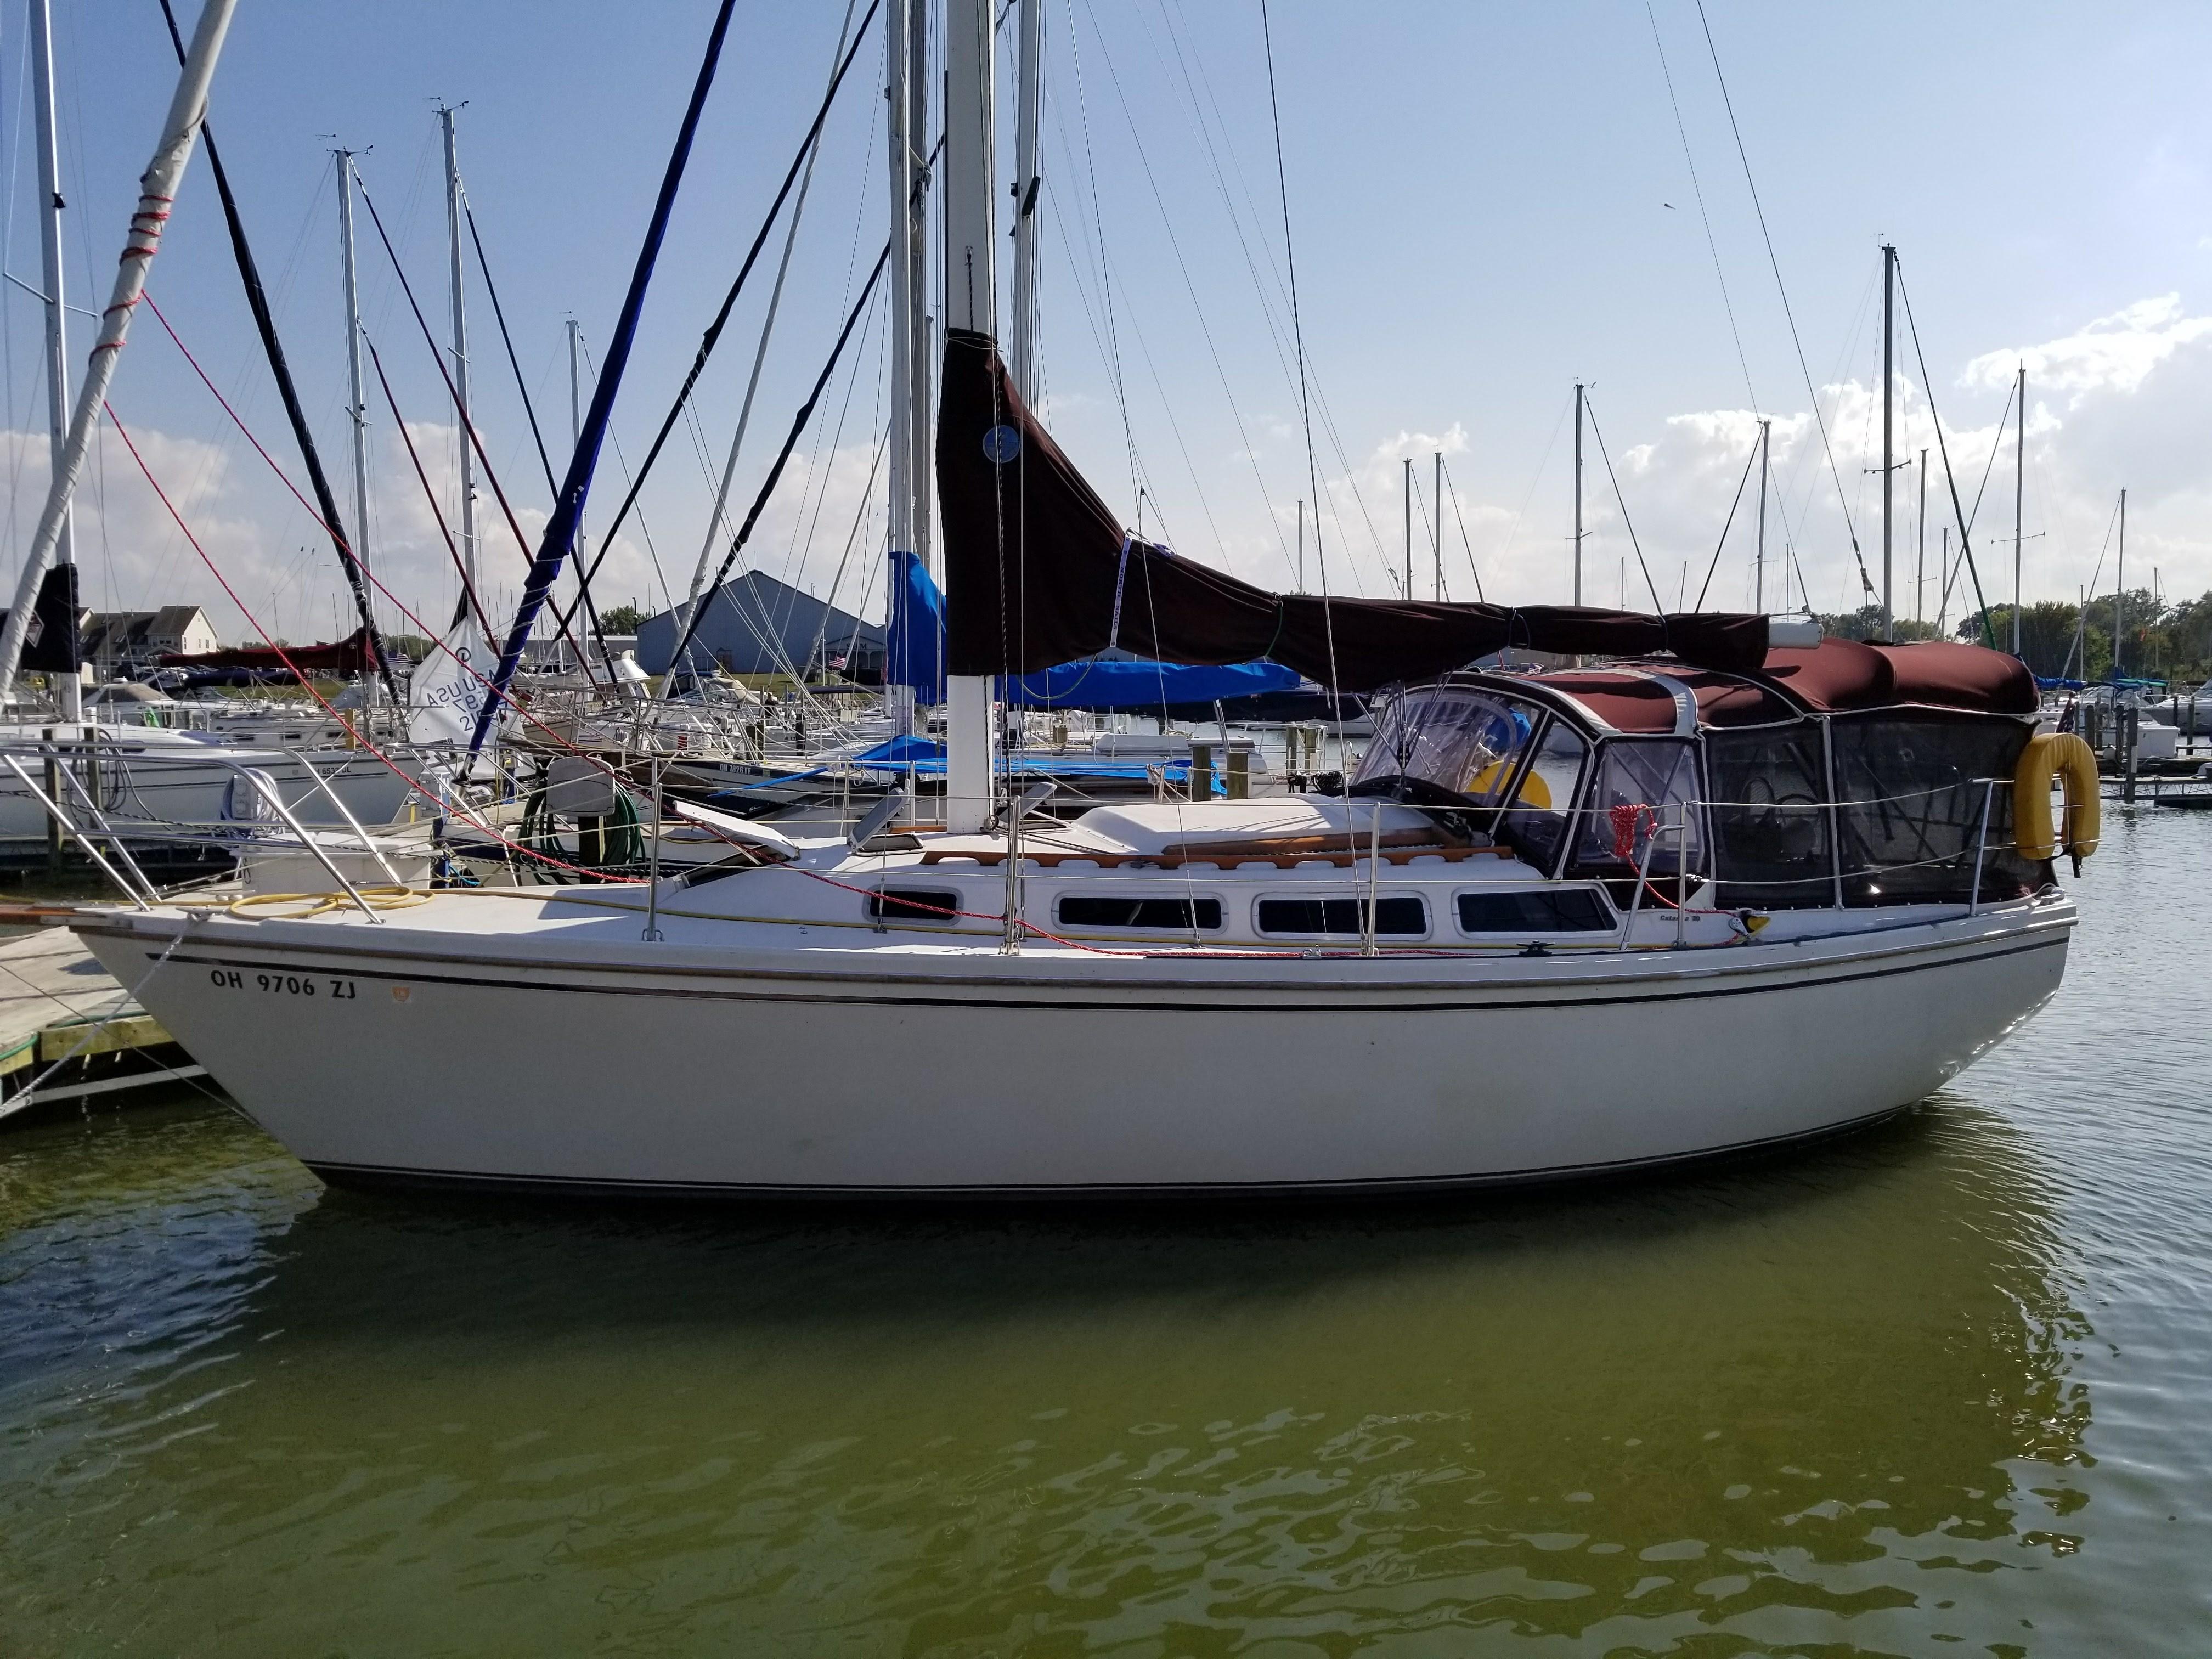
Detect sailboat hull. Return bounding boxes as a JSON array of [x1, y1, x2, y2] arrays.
[[75, 900, 2070, 1196]]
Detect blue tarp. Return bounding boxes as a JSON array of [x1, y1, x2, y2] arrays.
[[850, 735, 1220, 793], [884, 552, 1298, 709], [1002, 657, 1300, 709]]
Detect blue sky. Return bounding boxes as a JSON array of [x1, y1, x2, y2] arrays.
[[5, 1, 2210, 646]]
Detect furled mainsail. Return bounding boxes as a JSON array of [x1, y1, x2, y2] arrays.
[[936, 328, 1771, 690]]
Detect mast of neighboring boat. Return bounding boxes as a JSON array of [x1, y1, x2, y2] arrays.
[[1754, 417, 1769, 612], [28, 0, 77, 719], [1434, 450, 1443, 601], [1572, 382, 1584, 605], [335, 150, 375, 630], [438, 105, 480, 603], [1916, 444, 1927, 628], [0, 0, 238, 702], [2115, 488, 2126, 679], [2012, 363, 2025, 656], [943, 0, 998, 833], [1881, 241, 1895, 642], [567, 318, 586, 624], [1402, 457, 1412, 599]]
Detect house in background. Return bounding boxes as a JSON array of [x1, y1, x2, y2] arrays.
[[635, 572, 883, 681], [79, 607, 219, 678]]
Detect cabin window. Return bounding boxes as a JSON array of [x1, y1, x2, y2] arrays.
[[1568, 740, 1707, 882], [1828, 715, 2034, 904], [1457, 888, 1614, 933], [866, 887, 962, 923], [1351, 686, 1542, 804], [1255, 896, 1427, 936], [1057, 895, 1223, 930], [1706, 724, 1834, 908], [1495, 718, 1589, 873]]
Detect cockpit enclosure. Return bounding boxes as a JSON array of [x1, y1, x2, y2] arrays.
[[1350, 684, 1587, 871], [1351, 650, 2045, 910]]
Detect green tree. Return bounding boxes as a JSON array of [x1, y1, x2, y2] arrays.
[[1813, 605, 1946, 644], [596, 604, 649, 635]]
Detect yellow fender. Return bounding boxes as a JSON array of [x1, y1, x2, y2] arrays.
[[2013, 731, 2100, 863]]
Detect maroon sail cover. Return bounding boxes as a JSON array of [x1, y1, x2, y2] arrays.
[[159, 625, 380, 677], [935, 328, 1769, 690]]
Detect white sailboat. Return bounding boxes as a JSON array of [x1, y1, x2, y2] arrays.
[[63, 0, 2097, 1197]]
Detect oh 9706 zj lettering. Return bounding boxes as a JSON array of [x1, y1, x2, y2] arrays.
[[206, 968, 357, 1000]]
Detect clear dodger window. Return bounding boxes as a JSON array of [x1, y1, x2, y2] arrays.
[[1352, 687, 1541, 804]]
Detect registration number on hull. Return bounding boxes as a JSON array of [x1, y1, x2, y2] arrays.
[[207, 968, 359, 1001]]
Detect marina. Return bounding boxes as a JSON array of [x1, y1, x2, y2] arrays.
[[2, 805, 2208, 1650], [1, 0, 2210, 1651]]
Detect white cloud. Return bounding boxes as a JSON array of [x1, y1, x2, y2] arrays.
[[1963, 294, 2212, 400]]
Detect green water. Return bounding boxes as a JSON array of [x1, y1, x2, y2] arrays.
[[4, 812, 2209, 1655]]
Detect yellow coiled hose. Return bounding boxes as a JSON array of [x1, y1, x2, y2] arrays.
[[227, 885, 433, 920]]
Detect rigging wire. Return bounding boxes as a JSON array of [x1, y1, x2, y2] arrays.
[[1690, 433, 1760, 610], [1150, 0, 1393, 590], [1080, 0, 1290, 580], [578, 0, 884, 574], [1581, 397, 1664, 611], [658, 244, 893, 684], [1691, 0, 1871, 595], [1438, 456, 1486, 602], [462, 199, 613, 656], [1641, 0, 1759, 414], [1893, 256, 1996, 647], [352, 174, 602, 677]]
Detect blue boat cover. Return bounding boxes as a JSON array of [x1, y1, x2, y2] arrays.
[[850, 735, 1219, 793]]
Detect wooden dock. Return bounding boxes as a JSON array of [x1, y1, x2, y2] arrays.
[[0, 922, 206, 1119]]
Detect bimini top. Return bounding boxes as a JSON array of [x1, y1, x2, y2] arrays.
[[1492, 637, 2038, 736]]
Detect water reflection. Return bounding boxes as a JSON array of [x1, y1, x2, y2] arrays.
[[2, 1090, 2089, 1654]]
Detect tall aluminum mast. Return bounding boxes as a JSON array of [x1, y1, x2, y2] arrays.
[[1572, 382, 1583, 605], [943, 0, 998, 833], [907, 0, 933, 580], [335, 151, 374, 612], [1007, 0, 1045, 404], [29, 0, 76, 718], [567, 318, 588, 602], [1433, 450, 1443, 601], [1754, 418, 1770, 612], [1916, 445, 1927, 627], [1881, 242, 1895, 642], [2012, 364, 2025, 656], [886, 0, 918, 729], [439, 105, 478, 598]]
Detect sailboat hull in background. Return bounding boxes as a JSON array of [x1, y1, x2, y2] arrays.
[[76, 902, 2070, 1195]]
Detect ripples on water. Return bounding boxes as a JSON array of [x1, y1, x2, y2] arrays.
[[3, 811, 2209, 1655]]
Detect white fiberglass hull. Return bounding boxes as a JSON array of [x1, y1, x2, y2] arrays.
[[0, 732, 425, 853], [75, 898, 2070, 1196]]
